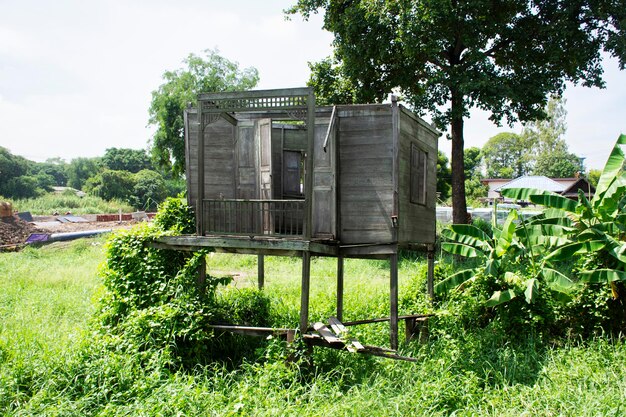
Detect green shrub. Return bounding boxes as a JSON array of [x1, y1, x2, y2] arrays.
[[129, 169, 167, 210], [153, 197, 195, 234], [96, 198, 273, 366], [84, 169, 135, 201]]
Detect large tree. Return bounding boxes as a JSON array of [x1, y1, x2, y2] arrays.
[[289, 0, 625, 223], [102, 148, 152, 174], [149, 49, 259, 176], [523, 96, 582, 177], [482, 132, 533, 178], [66, 157, 101, 190]]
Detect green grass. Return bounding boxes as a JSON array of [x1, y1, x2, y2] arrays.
[[6, 192, 134, 215], [1, 239, 625, 416]]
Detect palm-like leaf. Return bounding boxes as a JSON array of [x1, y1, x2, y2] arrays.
[[485, 289, 517, 307], [441, 242, 484, 258], [524, 278, 539, 304], [434, 269, 476, 294], [545, 240, 606, 261], [529, 194, 579, 213], [542, 268, 575, 293], [495, 210, 518, 257], [593, 133, 626, 203], [442, 227, 491, 251], [579, 269, 626, 284]]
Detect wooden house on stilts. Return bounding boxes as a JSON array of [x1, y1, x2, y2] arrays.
[[155, 87, 439, 351]]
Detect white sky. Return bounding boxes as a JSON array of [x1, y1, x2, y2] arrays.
[[1, 0, 624, 170]]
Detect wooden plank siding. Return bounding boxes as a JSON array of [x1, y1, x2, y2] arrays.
[[338, 107, 395, 244], [185, 101, 438, 248], [235, 122, 257, 200], [397, 106, 438, 245], [184, 109, 199, 210]]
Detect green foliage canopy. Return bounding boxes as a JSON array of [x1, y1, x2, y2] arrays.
[[66, 157, 101, 190], [130, 169, 167, 211], [149, 49, 259, 177], [523, 96, 582, 177], [437, 151, 452, 201], [84, 169, 135, 202], [102, 148, 152, 173], [289, 0, 626, 223], [482, 132, 533, 178]]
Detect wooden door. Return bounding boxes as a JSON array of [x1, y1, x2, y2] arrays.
[[257, 119, 273, 233], [312, 116, 337, 239]]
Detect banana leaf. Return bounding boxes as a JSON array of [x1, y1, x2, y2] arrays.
[[593, 134, 626, 203], [434, 269, 476, 294], [542, 268, 576, 293], [577, 189, 595, 220], [518, 224, 574, 238], [500, 187, 557, 201], [527, 215, 572, 228], [604, 235, 626, 263], [524, 278, 539, 304], [529, 194, 579, 213], [484, 257, 500, 277], [495, 210, 518, 257], [485, 289, 517, 307], [450, 224, 491, 241], [500, 187, 579, 212], [545, 240, 606, 261], [534, 235, 571, 248], [441, 242, 484, 258], [579, 269, 626, 284], [596, 174, 626, 216], [442, 228, 491, 251]]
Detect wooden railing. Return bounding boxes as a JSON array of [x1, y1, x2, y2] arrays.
[[202, 199, 305, 237]]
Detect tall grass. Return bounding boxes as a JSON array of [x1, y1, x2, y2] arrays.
[[6, 192, 134, 215], [1, 239, 625, 416]]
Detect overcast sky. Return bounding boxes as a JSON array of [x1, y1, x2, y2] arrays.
[[1, 0, 624, 170]]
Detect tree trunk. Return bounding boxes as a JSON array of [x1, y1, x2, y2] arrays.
[[450, 91, 469, 224]]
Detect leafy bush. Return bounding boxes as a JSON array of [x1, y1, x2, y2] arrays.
[[84, 169, 135, 201], [501, 134, 626, 335], [97, 198, 272, 366], [438, 134, 626, 337], [153, 196, 196, 234], [129, 169, 167, 210], [2, 175, 41, 199]]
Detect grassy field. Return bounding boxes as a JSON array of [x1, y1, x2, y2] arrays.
[[1, 237, 625, 416], [7, 193, 134, 215]]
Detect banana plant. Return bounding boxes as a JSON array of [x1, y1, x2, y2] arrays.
[[436, 208, 575, 306], [500, 134, 626, 298]]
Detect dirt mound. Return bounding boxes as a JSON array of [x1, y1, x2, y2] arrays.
[[0, 216, 42, 246]]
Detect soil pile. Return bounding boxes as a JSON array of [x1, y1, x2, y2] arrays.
[[0, 216, 41, 246]]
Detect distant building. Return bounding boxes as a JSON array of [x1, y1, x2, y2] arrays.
[[481, 175, 595, 203]]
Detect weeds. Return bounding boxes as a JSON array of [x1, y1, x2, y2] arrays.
[[1, 230, 625, 415], [8, 193, 134, 215]]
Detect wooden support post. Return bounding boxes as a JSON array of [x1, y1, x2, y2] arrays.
[[427, 245, 435, 301], [257, 254, 265, 289], [337, 255, 344, 321], [390, 253, 399, 350], [405, 318, 416, 343], [300, 251, 311, 334]]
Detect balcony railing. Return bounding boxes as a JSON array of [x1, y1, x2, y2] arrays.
[[202, 199, 305, 237]]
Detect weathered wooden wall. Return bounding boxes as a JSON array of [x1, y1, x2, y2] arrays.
[[397, 106, 438, 245], [337, 105, 395, 244], [185, 111, 236, 211], [185, 103, 438, 246]]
